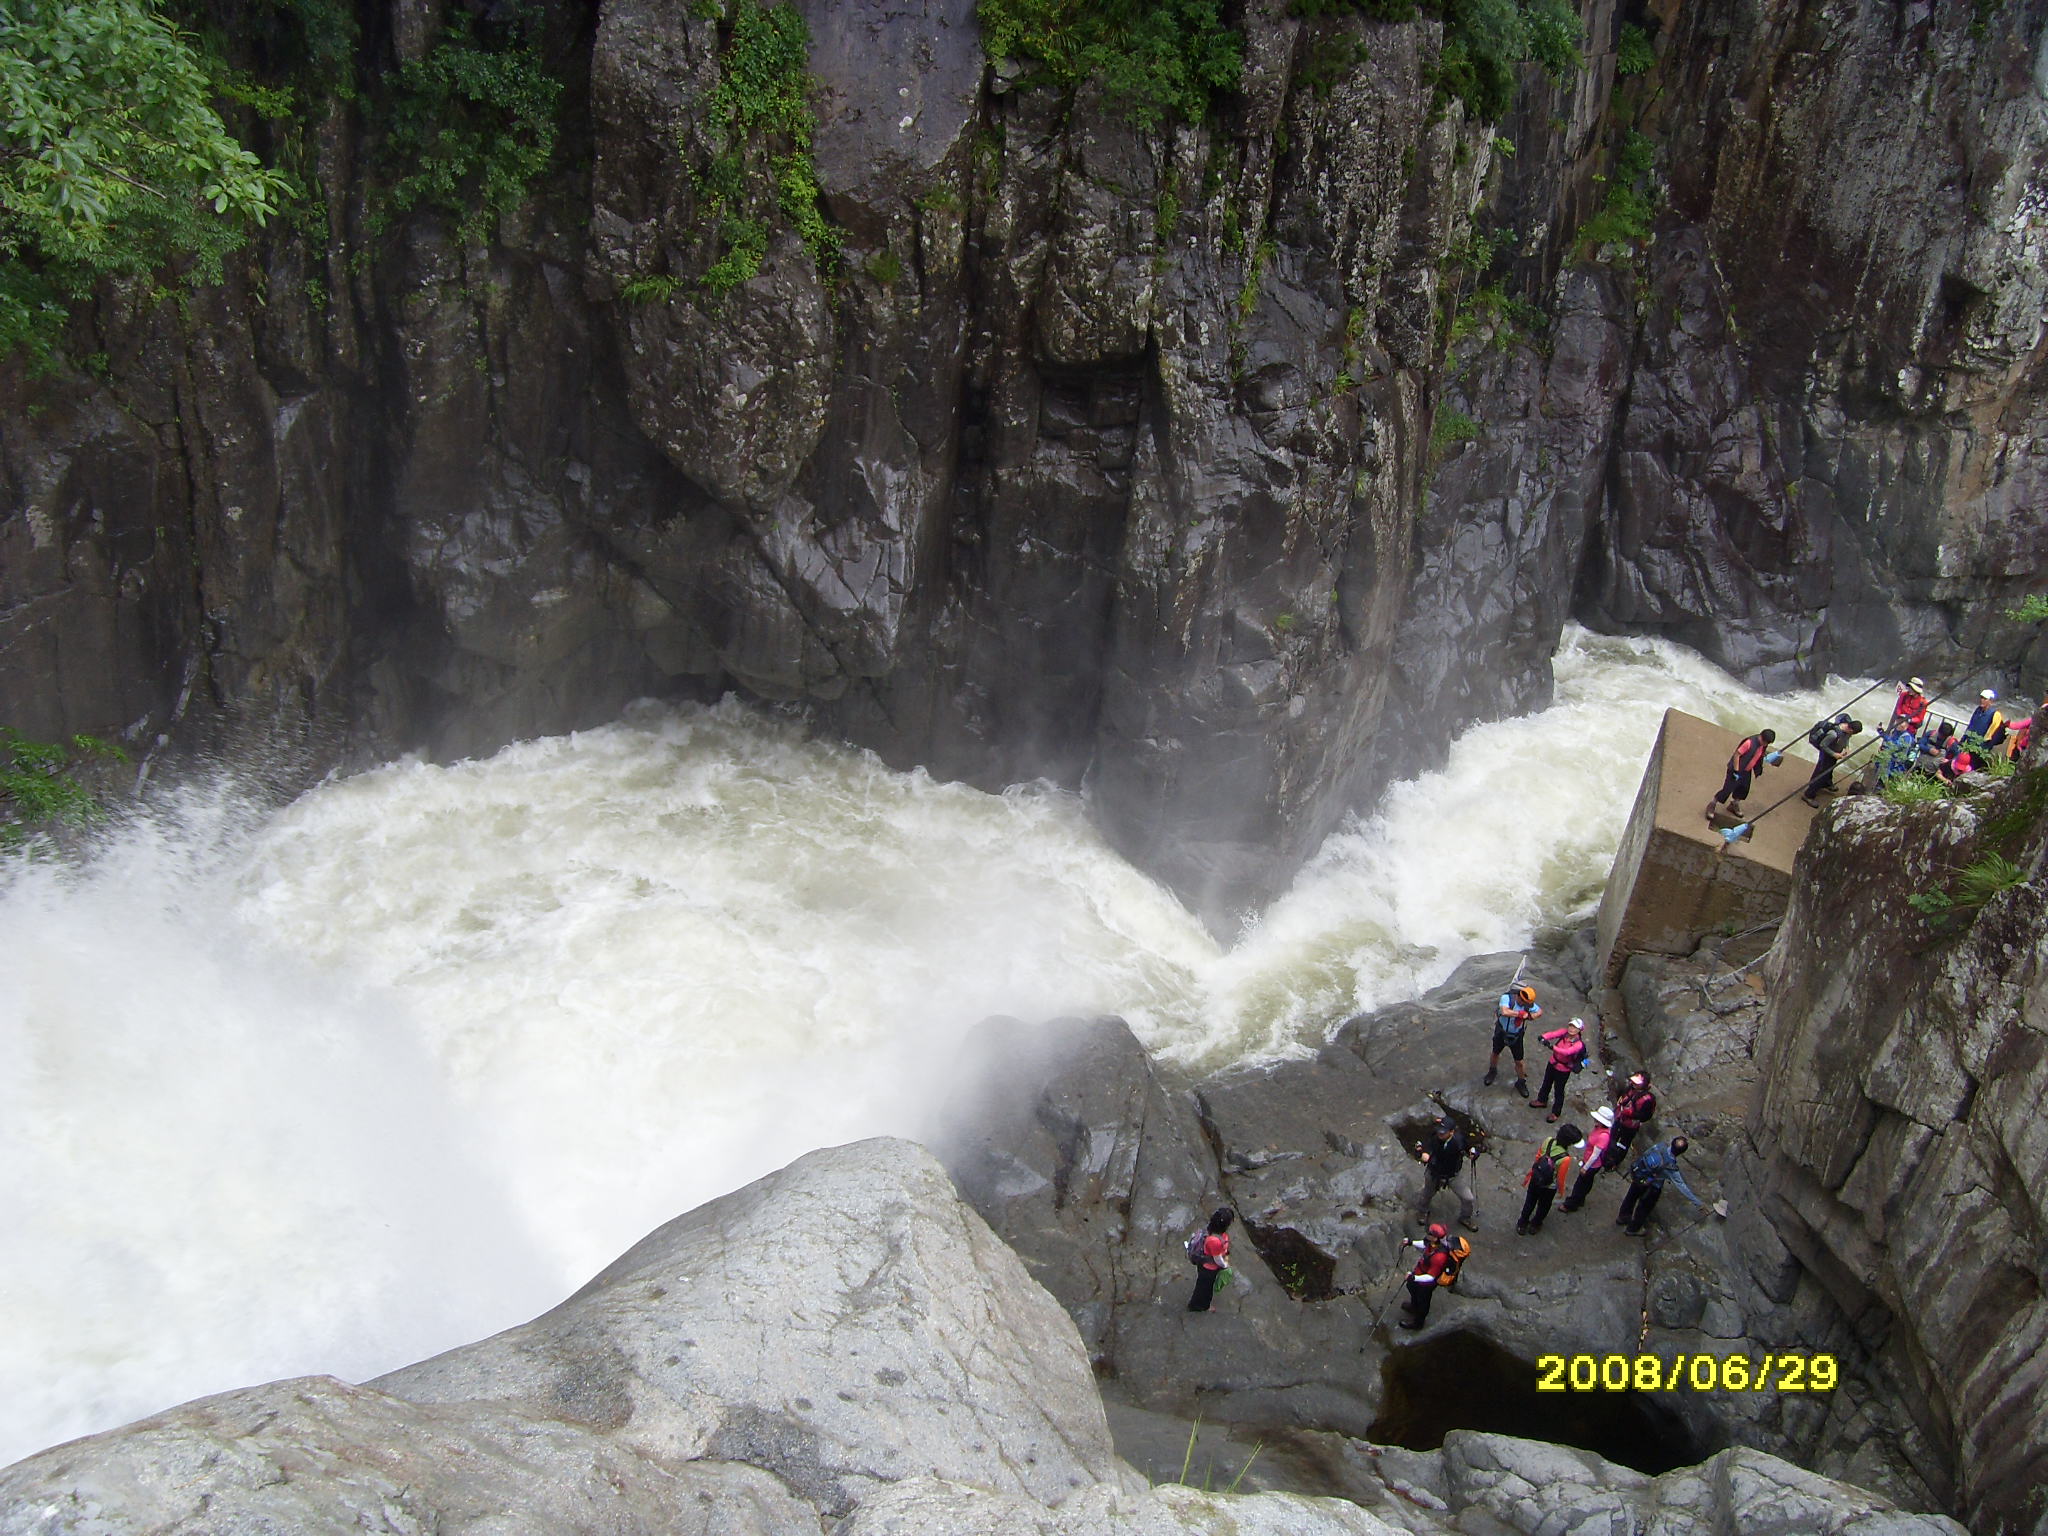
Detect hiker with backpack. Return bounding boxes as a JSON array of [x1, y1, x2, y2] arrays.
[[1485, 981, 1542, 1091], [1185, 1207, 1235, 1312], [1559, 1105, 1616, 1212], [1704, 728, 1778, 822], [1610, 1072, 1656, 1159], [1530, 1017, 1589, 1122], [1617, 1137, 1704, 1235], [1414, 1115, 1479, 1232], [1396, 1223, 1469, 1329], [1518, 1124, 1582, 1235], [1802, 718, 1862, 806]]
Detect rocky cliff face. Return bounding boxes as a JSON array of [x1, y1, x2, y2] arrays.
[[2, 0, 2043, 919], [1739, 770, 2048, 1536]]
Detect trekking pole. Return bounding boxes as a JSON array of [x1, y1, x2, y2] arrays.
[[1642, 1198, 1727, 1256], [1714, 674, 1970, 847]]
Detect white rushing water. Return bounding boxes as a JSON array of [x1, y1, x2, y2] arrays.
[[0, 628, 1873, 1464]]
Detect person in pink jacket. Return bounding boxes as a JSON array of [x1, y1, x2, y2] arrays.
[[1559, 1105, 1616, 1212], [1530, 1018, 1589, 1122]]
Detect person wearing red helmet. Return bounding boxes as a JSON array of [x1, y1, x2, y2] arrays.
[[1397, 1223, 1467, 1328]]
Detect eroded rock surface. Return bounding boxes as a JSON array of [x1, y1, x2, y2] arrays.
[[6, 2, 2042, 924]]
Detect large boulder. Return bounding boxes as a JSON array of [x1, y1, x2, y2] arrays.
[[0, 1141, 1114, 1530]]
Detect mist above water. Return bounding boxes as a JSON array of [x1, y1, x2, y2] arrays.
[[0, 627, 1871, 1465]]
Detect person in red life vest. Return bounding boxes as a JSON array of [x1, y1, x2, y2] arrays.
[[1888, 678, 1931, 733], [1485, 982, 1542, 1090], [1185, 1207, 1234, 1313], [1397, 1223, 1464, 1328], [1610, 1071, 1656, 1159], [1704, 728, 1778, 823], [1559, 1105, 1616, 1212], [1530, 1017, 1589, 1121], [1517, 1125, 1582, 1235]]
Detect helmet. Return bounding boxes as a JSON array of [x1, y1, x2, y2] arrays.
[[1514, 984, 1537, 1003], [1593, 1106, 1615, 1127], [1670, 1136, 1689, 1155], [1908, 677, 1925, 691], [1982, 689, 1997, 701], [1567, 1017, 1585, 1031], [1426, 1223, 1448, 1240]]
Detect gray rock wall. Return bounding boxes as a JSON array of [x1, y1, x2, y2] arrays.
[[1739, 771, 2048, 1536], [3, 0, 2044, 919]]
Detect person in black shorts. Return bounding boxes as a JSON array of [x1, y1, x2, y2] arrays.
[[1705, 729, 1775, 822], [1484, 983, 1541, 1090]]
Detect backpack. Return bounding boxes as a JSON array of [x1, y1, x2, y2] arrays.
[[1629, 1147, 1671, 1185], [1439, 1237, 1472, 1289], [1186, 1230, 1212, 1266], [1808, 720, 1831, 751], [1530, 1141, 1564, 1185]]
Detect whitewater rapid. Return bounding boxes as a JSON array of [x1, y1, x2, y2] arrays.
[[0, 628, 1870, 1465]]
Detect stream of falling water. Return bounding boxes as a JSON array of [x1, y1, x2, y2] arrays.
[[0, 627, 1872, 1465]]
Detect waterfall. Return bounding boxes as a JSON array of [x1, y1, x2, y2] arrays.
[[0, 627, 1871, 1464]]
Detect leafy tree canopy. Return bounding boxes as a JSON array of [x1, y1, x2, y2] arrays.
[[0, 0, 288, 358]]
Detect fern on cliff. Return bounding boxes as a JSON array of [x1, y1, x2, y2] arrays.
[[686, 0, 839, 295]]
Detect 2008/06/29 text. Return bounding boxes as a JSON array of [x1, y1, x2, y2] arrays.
[[1535, 1353, 1839, 1393]]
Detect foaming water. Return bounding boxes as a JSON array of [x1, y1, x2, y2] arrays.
[[1, 628, 1871, 1464], [1201, 630, 1874, 1060]]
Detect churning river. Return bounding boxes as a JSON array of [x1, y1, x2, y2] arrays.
[[1, 628, 1870, 1464]]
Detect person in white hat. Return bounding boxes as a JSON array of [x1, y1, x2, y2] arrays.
[[1888, 677, 1930, 734], [1530, 1017, 1589, 1122], [1965, 689, 2007, 749], [1560, 1105, 1617, 1213]]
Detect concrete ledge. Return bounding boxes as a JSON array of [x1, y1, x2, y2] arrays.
[[1594, 710, 1816, 983]]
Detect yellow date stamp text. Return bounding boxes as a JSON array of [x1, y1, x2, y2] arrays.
[[1535, 1353, 1839, 1393]]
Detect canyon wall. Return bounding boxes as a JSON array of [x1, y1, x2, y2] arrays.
[[1740, 768, 2048, 1536], [2, 0, 2044, 920]]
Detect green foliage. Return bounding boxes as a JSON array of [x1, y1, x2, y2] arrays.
[[1449, 279, 1546, 344], [1238, 236, 1275, 316], [620, 273, 684, 303], [864, 247, 902, 285], [689, 0, 838, 293], [0, 727, 125, 844], [0, 0, 290, 359], [2005, 593, 2048, 624], [1983, 751, 2018, 780], [1954, 853, 2027, 906], [1155, 188, 1181, 241], [1430, 403, 1480, 455], [1615, 22, 1654, 76], [1910, 848, 2032, 921], [1577, 130, 1656, 254], [379, 9, 560, 243], [977, 0, 1243, 128], [1433, 0, 1583, 121], [1300, 30, 1369, 96], [1881, 774, 1950, 805]]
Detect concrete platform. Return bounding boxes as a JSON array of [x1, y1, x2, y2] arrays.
[[1593, 710, 1817, 983]]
